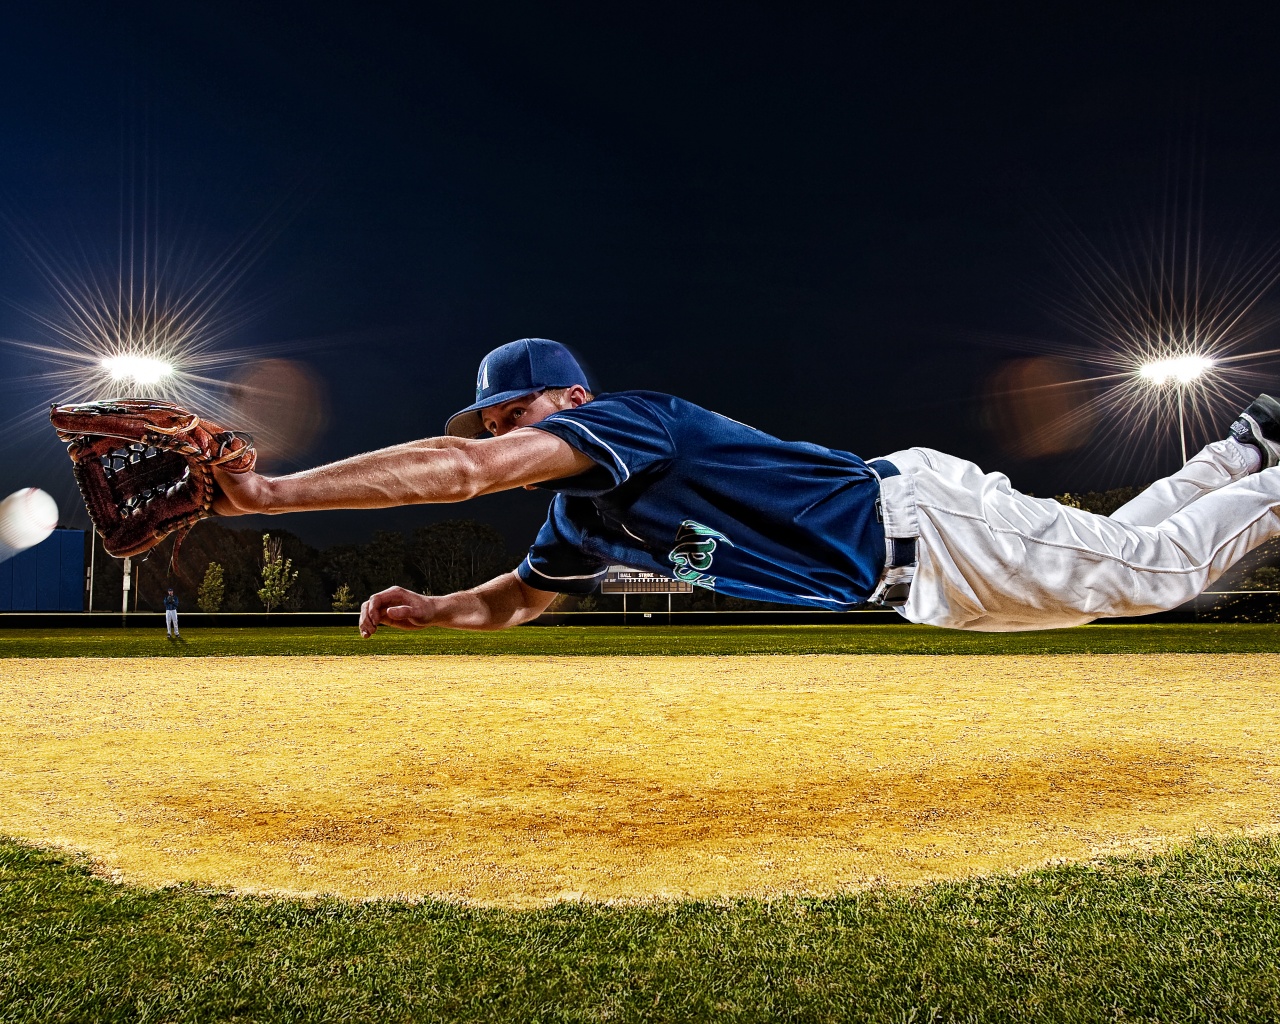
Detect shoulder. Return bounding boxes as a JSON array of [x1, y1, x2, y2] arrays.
[[568, 390, 688, 415], [538, 391, 694, 439], [529, 393, 684, 487]]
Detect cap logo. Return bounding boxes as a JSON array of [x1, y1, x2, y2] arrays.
[[477, 359, 490, 398]]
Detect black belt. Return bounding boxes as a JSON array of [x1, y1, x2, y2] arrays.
[[869, 458, 916, 607]]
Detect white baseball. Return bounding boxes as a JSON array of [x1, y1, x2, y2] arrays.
[[0, 488, 59, 554]]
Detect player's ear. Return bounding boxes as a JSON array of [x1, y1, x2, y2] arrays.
[[566, 385, 591, 409]]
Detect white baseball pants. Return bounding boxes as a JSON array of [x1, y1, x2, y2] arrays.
[[165, 609, 179, 636], [877, 439, 1277, 631]]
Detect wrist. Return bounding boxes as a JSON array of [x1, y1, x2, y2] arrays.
[[258, 475, 279, 514]]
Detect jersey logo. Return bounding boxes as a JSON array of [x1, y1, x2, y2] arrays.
[[668, 520, 733, 588]]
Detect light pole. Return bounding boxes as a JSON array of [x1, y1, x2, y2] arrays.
[[1140, 356, 1213, 464], [96, 354, 173, 619]]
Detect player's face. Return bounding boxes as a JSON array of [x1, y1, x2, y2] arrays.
[[481, 392, 563, 436]]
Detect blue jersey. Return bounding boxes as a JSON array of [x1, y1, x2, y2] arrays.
[[515, 392, 887, 609]]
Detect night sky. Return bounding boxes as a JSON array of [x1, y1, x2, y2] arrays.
[[5, 2, 1280, 551]]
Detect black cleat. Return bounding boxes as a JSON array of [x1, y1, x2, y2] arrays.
[[1230, 394, 1280, 470]]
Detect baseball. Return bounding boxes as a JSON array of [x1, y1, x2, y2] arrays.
[[0, 488, 59, 557]]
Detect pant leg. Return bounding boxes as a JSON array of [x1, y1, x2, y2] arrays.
[[165, 609, 178, 635], [1110, 439, 1253, 527], [883, 447, 1280, 632]]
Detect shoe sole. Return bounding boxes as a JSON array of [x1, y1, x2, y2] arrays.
[[1234, 404, 1280, 470]]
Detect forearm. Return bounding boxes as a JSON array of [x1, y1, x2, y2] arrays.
[[429, 575, 551, 631], [359, 572, 558, 636], [254, 439, 480, 513], [216, 430, 593, 517]]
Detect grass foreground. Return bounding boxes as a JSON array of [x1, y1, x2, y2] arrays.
[[3, 622, 1280, 657], [2, 834, 1278, 1023]]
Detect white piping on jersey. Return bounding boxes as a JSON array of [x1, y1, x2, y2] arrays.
[[565, 422, 631, 482], [521, 557, 609, 582], [620, 523, 645, 543]]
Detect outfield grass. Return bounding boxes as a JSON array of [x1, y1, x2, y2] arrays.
[[2, 621, 1280, 656], [2, 834, 1278, 1023], [6, 624, 1277, 1020]]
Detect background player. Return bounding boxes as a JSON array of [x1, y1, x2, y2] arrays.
[[211, 338, 1280, 635], [164, 587, 181, 640]]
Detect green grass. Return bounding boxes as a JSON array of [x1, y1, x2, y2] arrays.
[[2, 622, 1280, 657], [5, 627, 1277, 1018], [2, 834, 1278, 1022]]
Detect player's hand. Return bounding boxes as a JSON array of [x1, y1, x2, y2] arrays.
[[211, 467, 272, 516], [359, 586, 438, 637]]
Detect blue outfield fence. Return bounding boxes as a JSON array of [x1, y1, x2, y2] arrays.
[[0, 529, 85, 612]]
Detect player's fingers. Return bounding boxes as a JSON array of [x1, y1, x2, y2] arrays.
[[384, 603, 427, 628], [359, 586, 415, 637], [359, 589, 396, 637]]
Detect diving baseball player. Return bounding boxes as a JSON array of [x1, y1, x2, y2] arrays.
[[210, 338, 1280, 634]]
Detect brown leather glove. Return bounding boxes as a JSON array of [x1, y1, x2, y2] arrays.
[[50, 399, 256, 557]]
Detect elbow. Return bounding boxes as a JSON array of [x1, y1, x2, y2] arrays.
[[425, 447, 487, 503], [450, 469, 486, 503], [452, 444, 500, 501]]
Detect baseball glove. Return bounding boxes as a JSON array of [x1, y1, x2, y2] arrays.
[[50, 399, 256, 558]]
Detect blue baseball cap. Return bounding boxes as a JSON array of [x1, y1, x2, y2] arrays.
[[445, 338, 591, 437]]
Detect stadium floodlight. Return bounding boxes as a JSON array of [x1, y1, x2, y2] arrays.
[[100, 354, 174, 386], [1138, 355, 1214, 463], [1139, 355, 1213, 386]]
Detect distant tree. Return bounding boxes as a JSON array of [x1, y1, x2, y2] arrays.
[[331, 583, 357, 612], [364, 530, 410, 593], [1054, 487, 1142, 516], [544, 593, 572, 612], [1245, 566, 1280, 591], [258, 533, 298, 613], [285, 566, 324, 611], [197, 562, 225, 612], [320, 545, 371, 605], [171, 522, 262, 611], [411, 520, 510, 595]]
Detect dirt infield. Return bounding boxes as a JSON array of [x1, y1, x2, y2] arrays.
[[2, 655, 1278, 906]]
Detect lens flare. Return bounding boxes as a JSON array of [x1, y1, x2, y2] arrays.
[[1138, 355, 1215, 386], [0, 187, 300, 449], [983, 185, 1280, 482], [101, 354, 174, 385]]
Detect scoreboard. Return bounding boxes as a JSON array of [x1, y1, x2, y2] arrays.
[[600, 566, 693, 594]]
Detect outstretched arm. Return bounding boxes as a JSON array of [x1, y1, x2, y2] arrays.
[[213, 429, 594, 515], [357, 571, 560, 636]]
